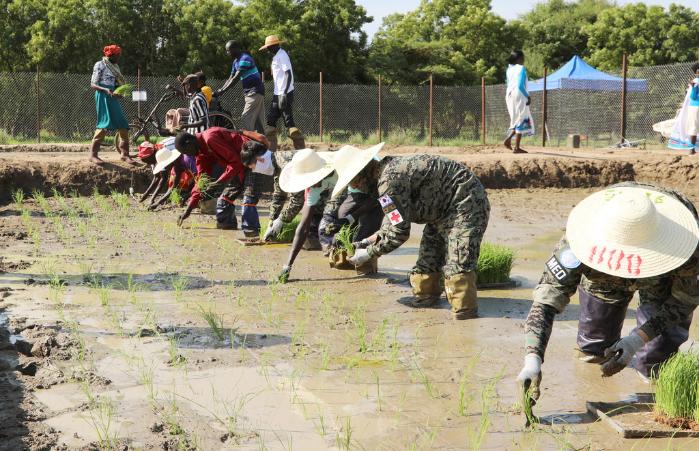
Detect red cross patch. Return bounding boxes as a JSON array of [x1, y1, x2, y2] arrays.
[[388, 209, 404, 225]]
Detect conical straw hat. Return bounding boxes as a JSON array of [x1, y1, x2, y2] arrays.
[[153, 146, 181, 174], [279, 149, 335, 193], [331, 142, 385, 198], [259, 35, 285, 50], [566, 186, 699, 278]]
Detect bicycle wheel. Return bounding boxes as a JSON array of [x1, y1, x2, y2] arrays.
[[129, 119, 148, 144], [209, 112, 237, 130]]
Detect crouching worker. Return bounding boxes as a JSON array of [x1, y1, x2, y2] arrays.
[[173, 127, 268, 228], [240, 146, 305, 241], [339, 151, 490, 320], [275, 149, 338, 282], [517, 183, 699, 405]]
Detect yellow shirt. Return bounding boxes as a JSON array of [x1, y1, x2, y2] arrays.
[[201, 86, 213, 105]]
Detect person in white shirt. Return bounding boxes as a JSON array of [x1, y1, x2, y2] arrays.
[[259, 35, 305, 151]]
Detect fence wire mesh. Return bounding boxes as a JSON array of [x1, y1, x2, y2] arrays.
[[0, 60, 695, 147]]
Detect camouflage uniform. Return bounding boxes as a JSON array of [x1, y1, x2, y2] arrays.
[[269, 150, 305, 223], [525, 182, 699, 376], [366, 155, 490, 317]]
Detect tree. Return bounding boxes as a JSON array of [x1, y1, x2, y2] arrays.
[[368, 0, 522, 85], [0, 0, 47, 71], [586, 3, 699, 71], [515, 0, 612, 77]]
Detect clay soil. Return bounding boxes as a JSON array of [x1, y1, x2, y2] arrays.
[[0, 144, 698, 450]]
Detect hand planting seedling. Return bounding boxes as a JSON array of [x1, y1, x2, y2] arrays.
[[334, 224, 358, 257], [259, 216, 301, 243]]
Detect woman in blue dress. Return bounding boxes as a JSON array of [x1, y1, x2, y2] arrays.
[[504, 50, 534, 154], [89, 44, 136, 164]]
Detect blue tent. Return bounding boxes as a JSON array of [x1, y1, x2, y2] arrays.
[[528, 55, 648, 92]]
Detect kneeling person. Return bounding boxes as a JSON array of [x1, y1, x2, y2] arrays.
[[338, 151, 490, 320]]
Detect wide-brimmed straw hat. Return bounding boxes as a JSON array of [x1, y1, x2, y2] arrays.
[[259, 35, 285, 50], [566, 186, 699, 278], [331, 143, 385, 198], [279, 149, 335, 193], [153, 147, 181, 174]]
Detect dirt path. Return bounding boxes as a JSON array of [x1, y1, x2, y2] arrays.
[[0, 188, 697, 449]]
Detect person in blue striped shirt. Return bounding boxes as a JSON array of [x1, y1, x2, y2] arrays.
[[216, 41, 266, 134]]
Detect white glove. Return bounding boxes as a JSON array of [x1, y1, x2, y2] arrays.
[[263, 218, 284, 241], [601, 330, 646, 376], [348, 248, 371, 266], [517, 353, 542, 383]]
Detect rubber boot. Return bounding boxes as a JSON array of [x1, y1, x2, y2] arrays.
[[408, 272, 442, 308], [444, 272, 478, 320], [118, 135, 138, 165], [289, 127, 305, 150], [576, 288, 628, 362], [266, 127, 278, 151], [355, 256, 378, 276]]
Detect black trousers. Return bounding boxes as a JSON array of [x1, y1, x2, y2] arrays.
[[266, 91, 296, 128]]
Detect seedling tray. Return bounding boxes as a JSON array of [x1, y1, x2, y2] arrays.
[[587, 398, 699, 438]]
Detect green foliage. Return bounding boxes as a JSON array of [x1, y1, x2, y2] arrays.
[[476, 243, 515, 285], [113, 84, 134, 96], [369, 0, 523, 85], [259, 216, 301, 243], [334, 224, 357, 256], [654, 350, 699, 422]]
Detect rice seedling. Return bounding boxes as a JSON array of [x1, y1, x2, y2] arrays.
[[167, 336, 187, 366], [349, 305, 369, 354], [113, 84, 134, 96], [111, 191, 130, 210], [259, 216, 302, 242], [195, 303, 226, 342], [654, 350, 699, 423], [476, 243, 515, 285], [96, 284, 112, 306], [30, 229, 41, 254], [334, 224, 358, 257], [88, 395, 120, 450], [169, 188, 183, 205], [468, 375, 502, 450], [336, 417, 353, 451], [171, 275, 189, 302], [315, 408, 328, 437], [12, 188, 24, 206], [412, 360, 438, 399]]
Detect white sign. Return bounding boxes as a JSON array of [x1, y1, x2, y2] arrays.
[[132, 91, 147, 101]]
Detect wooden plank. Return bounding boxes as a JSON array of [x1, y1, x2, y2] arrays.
[[587, 401, 699, 438]]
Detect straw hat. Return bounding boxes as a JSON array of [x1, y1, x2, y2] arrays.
[[153, 147, 181, 174], [566, 186, 699, 278], [279, 149, 335, 193], [331, 143, 385, 198], [259, 35, 285, 50]]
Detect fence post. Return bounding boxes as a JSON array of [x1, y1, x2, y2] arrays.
[[481, 77, 486, 146], [542, 67, 548, 147], [319, 72, 323, 142], [377, 75, 382, 142], [137, 66, 142, 118], [428, 74, 433, 147], [620, 53, 628, 142], [36, 64, 41, 143]]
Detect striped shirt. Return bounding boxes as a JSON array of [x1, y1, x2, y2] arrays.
[[187, 92, 209, 134], [232, 53, 265, 96]]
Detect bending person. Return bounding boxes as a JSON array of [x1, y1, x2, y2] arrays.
[[517, 182, 699, 407]]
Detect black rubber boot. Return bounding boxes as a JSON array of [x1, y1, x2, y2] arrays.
[[576, 288, 629, 359]]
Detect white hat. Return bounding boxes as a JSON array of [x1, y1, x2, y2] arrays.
[[566, 186, 699, 278], [153, 147, 181, 174], [331, 142, 385, 198], [279, 149, 335, 193]]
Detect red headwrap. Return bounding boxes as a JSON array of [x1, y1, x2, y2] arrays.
[[137, 142, 156, 160], [103, 45, 122, 57]]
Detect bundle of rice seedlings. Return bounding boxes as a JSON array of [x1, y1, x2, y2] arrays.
[[259, 217, 301, 243], [169, 188, 182, 206], [654, 350, 699, 426], [476, 243, 515, 285], [334, 224, 357, 257], [113, 84, 134, 96]]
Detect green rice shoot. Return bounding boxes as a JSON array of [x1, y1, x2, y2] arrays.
[[334, 224, 358, 256], [259, 216, 301, 243], [113, 84, 134, 96], [476, 243, 515, 285], [197, 174, 215, 198], [654, 350, 699, 422], [169, 188, 182, 205]]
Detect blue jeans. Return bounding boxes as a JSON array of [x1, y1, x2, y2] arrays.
[[241, 195, 260, 233]]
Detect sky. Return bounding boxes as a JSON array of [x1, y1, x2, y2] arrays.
[[357, 0, 699, 40]]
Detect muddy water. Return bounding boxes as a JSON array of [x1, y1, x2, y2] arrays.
[[0, 189, 697, 450]]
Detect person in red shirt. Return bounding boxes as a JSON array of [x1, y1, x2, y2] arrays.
[[174, 127, 268, 228]]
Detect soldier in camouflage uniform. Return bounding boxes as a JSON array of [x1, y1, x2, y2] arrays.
[[517, 182, 699, 403], [341, 152, 490, 320]]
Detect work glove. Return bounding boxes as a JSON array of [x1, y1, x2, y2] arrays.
[[277, 265, 291, 284], [348, 248, 371, 266], [516, 353, 543, 403], [601, 331, 646, 377], [278, 94, 288, 110], [352, 238, 371, 250], [264, 218, 284, 241]]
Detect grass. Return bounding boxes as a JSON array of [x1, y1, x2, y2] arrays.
[[654, 350, 699, 422], [195, 303, 227, 342], [259, 216, 301, 242], [476, 243, 515, 285], [12, 188, 24, 206], [334, 224, 357, 257]]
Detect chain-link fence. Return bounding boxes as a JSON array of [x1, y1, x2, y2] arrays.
[[0, 60, 696, 147]]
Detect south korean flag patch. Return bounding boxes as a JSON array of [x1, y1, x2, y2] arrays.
[[379, 194, 405, 225]]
